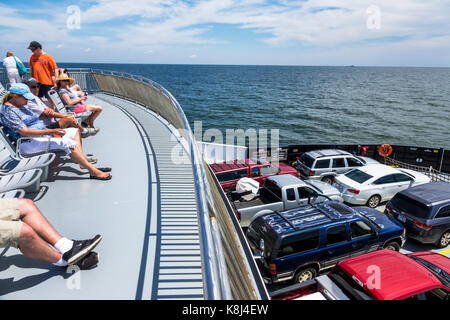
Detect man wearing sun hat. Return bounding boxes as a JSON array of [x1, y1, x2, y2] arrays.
[[27, 41, 58, 101]]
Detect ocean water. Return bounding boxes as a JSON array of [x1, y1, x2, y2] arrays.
[[61, 63, 450, 149]]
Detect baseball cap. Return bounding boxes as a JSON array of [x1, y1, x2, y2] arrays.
[[23, 77, 41, 87], [27, 41, 42, 50], [9, 83, 36, 100]]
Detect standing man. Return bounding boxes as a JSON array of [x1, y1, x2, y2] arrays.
[[27, 41, 58, 101]]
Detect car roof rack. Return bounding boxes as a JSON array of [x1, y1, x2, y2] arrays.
[[274, 210, 299, 231], [310, 203, 338, 221]]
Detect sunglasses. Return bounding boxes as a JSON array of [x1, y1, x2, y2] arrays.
[[31, 85, 40, 89]]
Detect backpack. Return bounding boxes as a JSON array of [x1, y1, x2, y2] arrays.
[[13, 56, 27, 76]]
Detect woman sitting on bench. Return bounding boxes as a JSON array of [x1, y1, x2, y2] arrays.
[[0, 84, 111, 180], [56, 74, 103, 130]]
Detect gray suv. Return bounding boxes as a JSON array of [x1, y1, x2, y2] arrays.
[[295, 149, 377, 184], [385, 182, 450, 248]]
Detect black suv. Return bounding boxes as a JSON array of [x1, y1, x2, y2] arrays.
[[246, 201, 405, 284], [385, 182, 450, 248]]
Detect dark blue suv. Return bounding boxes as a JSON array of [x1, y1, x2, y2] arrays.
[[246, 201, 405, 284], [385, 182, 450, 248]]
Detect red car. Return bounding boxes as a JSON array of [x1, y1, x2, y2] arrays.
[[270, 249, 450, 300], [210, 159, 298, 192]]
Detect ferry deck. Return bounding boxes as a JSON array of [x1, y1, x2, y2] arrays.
[[0, 69, 268, 300]]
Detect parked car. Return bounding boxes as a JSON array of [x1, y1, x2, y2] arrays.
[[294, 149, 378, 184], [385, 182, 450, 248], [270, 249, 450, 300], [211, 158, 298, 192], [333, 164, 431, 208], [246, 201, 405, 285], [229, 174, 343, 227]]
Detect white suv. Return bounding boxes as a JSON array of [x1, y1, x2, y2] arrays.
[[295, 149, 378, 184]]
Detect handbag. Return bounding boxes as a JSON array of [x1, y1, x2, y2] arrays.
[[13, 56, 27, 76]]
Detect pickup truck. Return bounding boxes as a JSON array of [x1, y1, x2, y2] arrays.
[[210, 158, 298, 192], [229, 174, 343, 227], [269, 249, 450, 300]]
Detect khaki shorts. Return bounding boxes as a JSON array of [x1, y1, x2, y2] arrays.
[[0, 198, 22, 248]]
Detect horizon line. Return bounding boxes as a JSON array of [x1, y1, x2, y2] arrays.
[[53, 62, 450, 68]]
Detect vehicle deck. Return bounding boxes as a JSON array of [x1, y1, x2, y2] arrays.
[[0, 93, 205, 299]]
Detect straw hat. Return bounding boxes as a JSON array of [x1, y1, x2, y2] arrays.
[[55, 73, 75, 86]]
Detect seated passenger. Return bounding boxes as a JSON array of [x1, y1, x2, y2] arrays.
[[56, 69, 86, 97], [56, 74, 102, 129], [0, 197, 101, 268], [24, 77, 98, 137], [0, 83, 112, 180]]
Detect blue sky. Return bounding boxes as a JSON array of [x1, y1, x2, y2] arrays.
[[1, 0, 449, 66]]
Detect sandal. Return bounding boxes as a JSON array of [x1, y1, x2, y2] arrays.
[[97, 167, 112, 172], [90, 174, 112, 180]]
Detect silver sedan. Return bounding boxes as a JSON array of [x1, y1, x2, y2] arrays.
[[333, 164, 431, 208]]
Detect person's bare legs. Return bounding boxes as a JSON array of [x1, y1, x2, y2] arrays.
[[18, 223, 62, 263], [84, 105, 102, 128], [17, 198, 62, 263], [18, 198, 62, 246], [63, 129, 109, 178], [58, 116, 84, 132]]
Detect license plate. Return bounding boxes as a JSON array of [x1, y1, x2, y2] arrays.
[[398, 215, 406, 223]]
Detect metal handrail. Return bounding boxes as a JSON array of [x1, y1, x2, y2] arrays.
[[86, 68, 229, 299], [384, 157, 450, 182]]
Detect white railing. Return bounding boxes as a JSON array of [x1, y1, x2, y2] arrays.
[[384, 157, 450, 182]]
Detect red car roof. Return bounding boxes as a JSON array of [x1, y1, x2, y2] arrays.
[[408, 251, 450, 274], [337, 249, 446, 300], [210, 159, 255, 173]]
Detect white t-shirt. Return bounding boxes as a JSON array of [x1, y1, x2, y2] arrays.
[[2, 56, 22, 73]]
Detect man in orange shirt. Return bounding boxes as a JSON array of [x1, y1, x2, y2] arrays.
[[27, 41, 58, 100]]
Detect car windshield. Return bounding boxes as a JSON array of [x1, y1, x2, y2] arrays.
[[355, 156, 367, 164], [398, 169, 415, 179], [390, 193, 432, 219], [329, 267, 374, 300], [408, 255, 450, 287], [300, 154, 315, 168], [344, 169, 373, 184]]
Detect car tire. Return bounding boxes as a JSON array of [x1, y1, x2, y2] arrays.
[[436, 230, 450, 248], [383, 241, 400, 251], [293, 267, 317, 284], [321, 176, 334, 184], [367, 195, 381, 208]]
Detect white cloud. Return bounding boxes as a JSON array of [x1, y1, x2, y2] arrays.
[[0, 1, 449, 65]]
